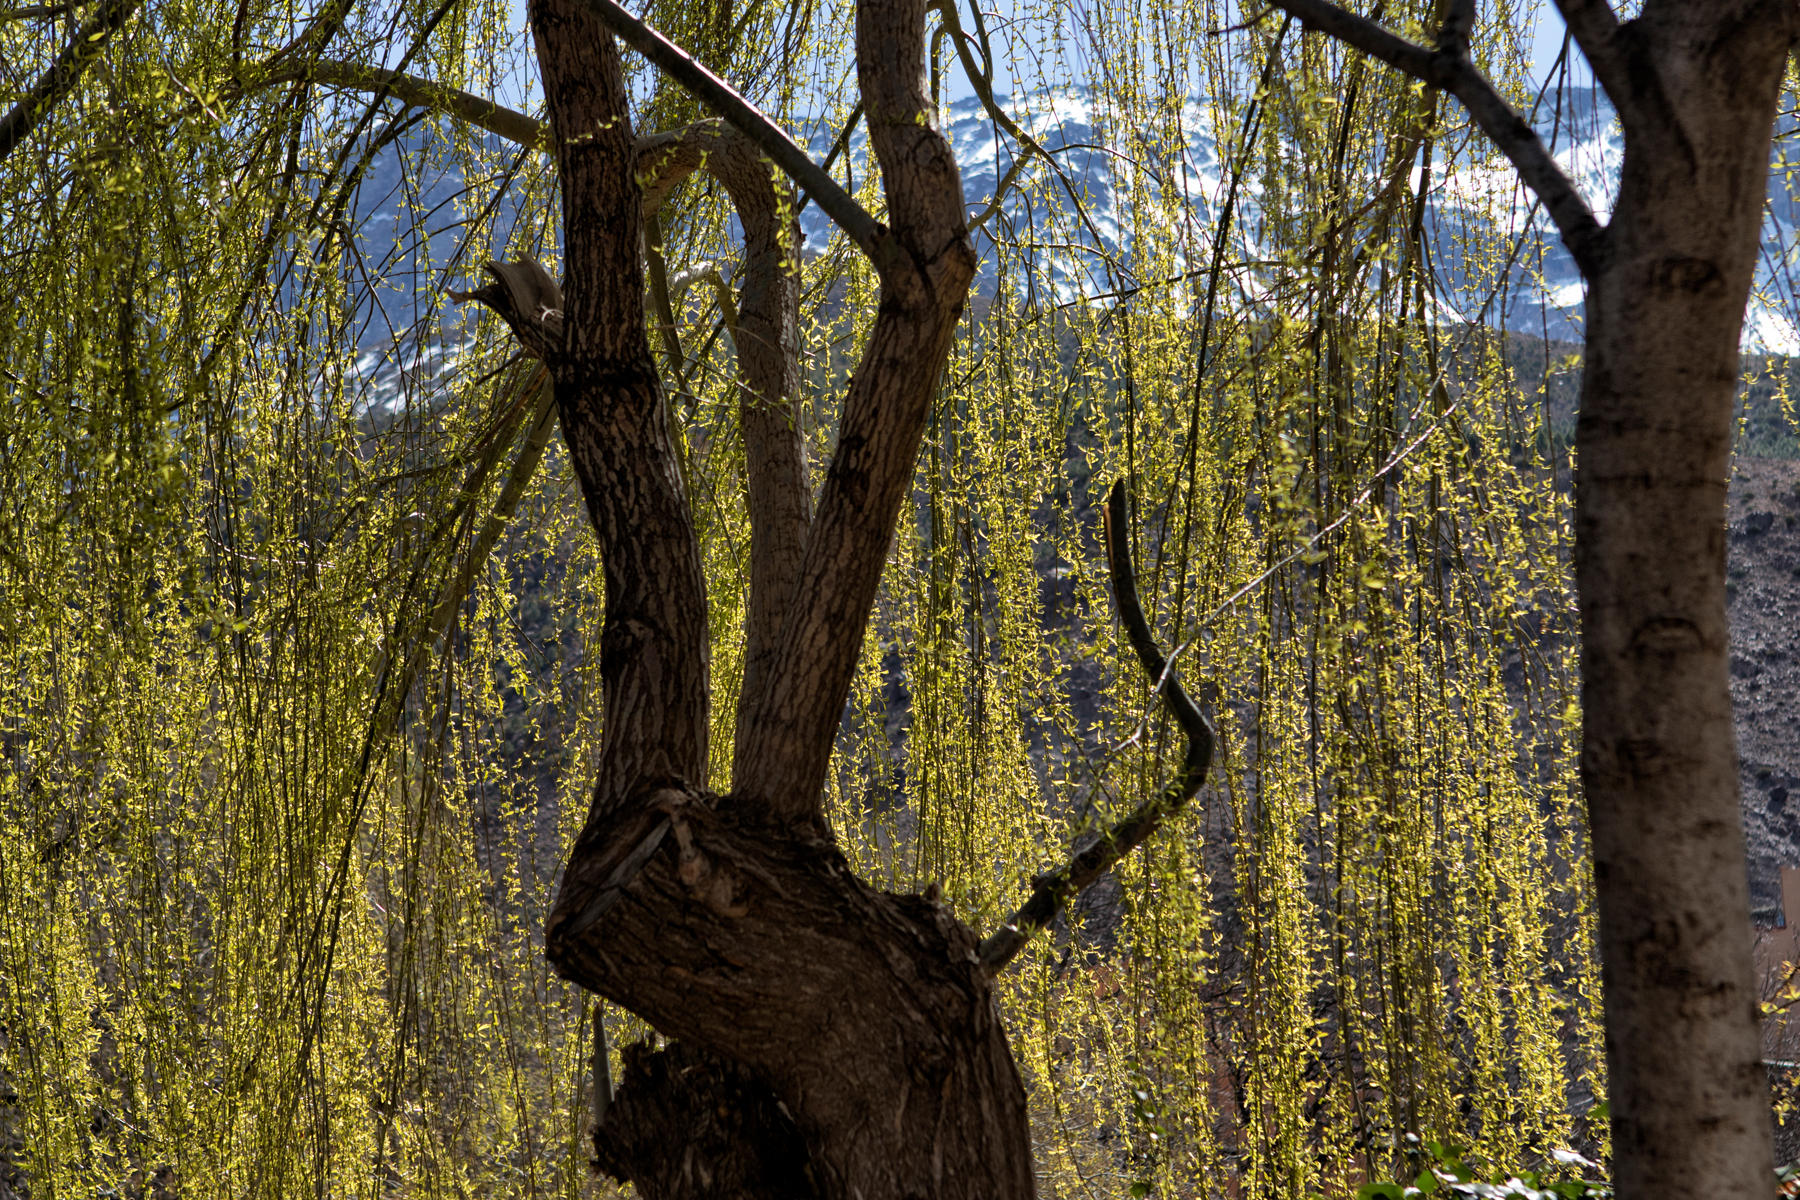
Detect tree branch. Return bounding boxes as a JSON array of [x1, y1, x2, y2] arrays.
[[254, 59, 552, 150], [0, 3, 83, 17], [0, 0, 139, 167], [1263, 0, 1608, 277], [624, 123, 814, 775], [571, 0, 900, 275], [530, 0, 712, 819], [978, 480, 1214, 974], [254, 49, 812, 698], [1547, 0, 1634, 103], [366, 366, 558, 763], [453, 116, 809, 760], [1435, 0, 1473, 58], [795, 100, 862, 219], [1545, 0, 1694, 164], [729, 0, 977, 818], [450, 259, 566, 360]]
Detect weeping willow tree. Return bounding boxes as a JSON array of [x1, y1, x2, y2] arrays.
[[2, 0, 1791, 1194]]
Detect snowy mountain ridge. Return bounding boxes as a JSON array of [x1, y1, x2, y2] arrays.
[[792, 83, 1798, 352], [346, 80, 1800, 412]]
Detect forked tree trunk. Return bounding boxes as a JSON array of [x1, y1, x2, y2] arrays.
[[510, 0, 1798, 1192], [519, 0, 1034, 1195]]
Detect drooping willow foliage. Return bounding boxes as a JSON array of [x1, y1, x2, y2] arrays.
[[9, 0, 1763, 1194]]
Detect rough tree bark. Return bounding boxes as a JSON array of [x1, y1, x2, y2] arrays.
[[515, 0, 1027, 1194], [443, 0, 1226, 1191], [1263, 0, 1799, 1193]]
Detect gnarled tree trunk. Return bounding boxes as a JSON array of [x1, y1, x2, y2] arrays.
[[518, 0, 1033, 1194]]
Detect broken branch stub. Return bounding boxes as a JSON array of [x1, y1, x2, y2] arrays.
[[451, 258, 566, 360]]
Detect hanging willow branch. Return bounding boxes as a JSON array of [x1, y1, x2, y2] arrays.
[[978, 479, 1215, 975], [1261, 0, 1607, 276], [0, 0, 140, 165]]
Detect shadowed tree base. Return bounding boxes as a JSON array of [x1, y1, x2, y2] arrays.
[[594, 1039, 819, 1200]]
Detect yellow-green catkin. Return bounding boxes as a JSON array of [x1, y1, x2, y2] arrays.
[[0, 0, 1639, 1195]]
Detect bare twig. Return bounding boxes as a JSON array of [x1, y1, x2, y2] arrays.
[[571, 0, 898, 273], [0, 0, 139, 166], [794, 99, 862, 218], [668, 260, 742, 334], [967, 145, 1036, 232], [978, 480, 1214, 974], [1262, 0, 1608, 276]]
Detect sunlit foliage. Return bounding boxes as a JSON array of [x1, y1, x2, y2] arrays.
[[0, 0, 1697, 1193]]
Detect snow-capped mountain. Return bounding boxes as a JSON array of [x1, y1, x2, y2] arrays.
[[796, 84, 1799, 353], [345, 79, 1800, 401]]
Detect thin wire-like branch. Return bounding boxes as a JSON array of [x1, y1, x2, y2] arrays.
[[572, 0, 897, 272], [978, 480, 1214, 975], [934, 0, 1131, 288], [0, 0, 139, 166], [1263, 0, 1608, 277], [967, 145, 1036, 232], [1545, 0, 1682, 156], [795, 99, 862, 218]]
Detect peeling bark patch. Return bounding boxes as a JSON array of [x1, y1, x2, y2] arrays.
[[1653, 255, 1723, 296]]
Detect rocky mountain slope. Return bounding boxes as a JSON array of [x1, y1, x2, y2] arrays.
[[1731, 455, 1800, 918]]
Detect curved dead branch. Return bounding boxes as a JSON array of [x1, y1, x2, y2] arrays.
[[978, 479, 1214, 974]]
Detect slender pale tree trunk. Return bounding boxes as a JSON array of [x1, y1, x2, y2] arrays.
[[1259, 0, 1799, 1192], [1573, 9, 1792, 1190]]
